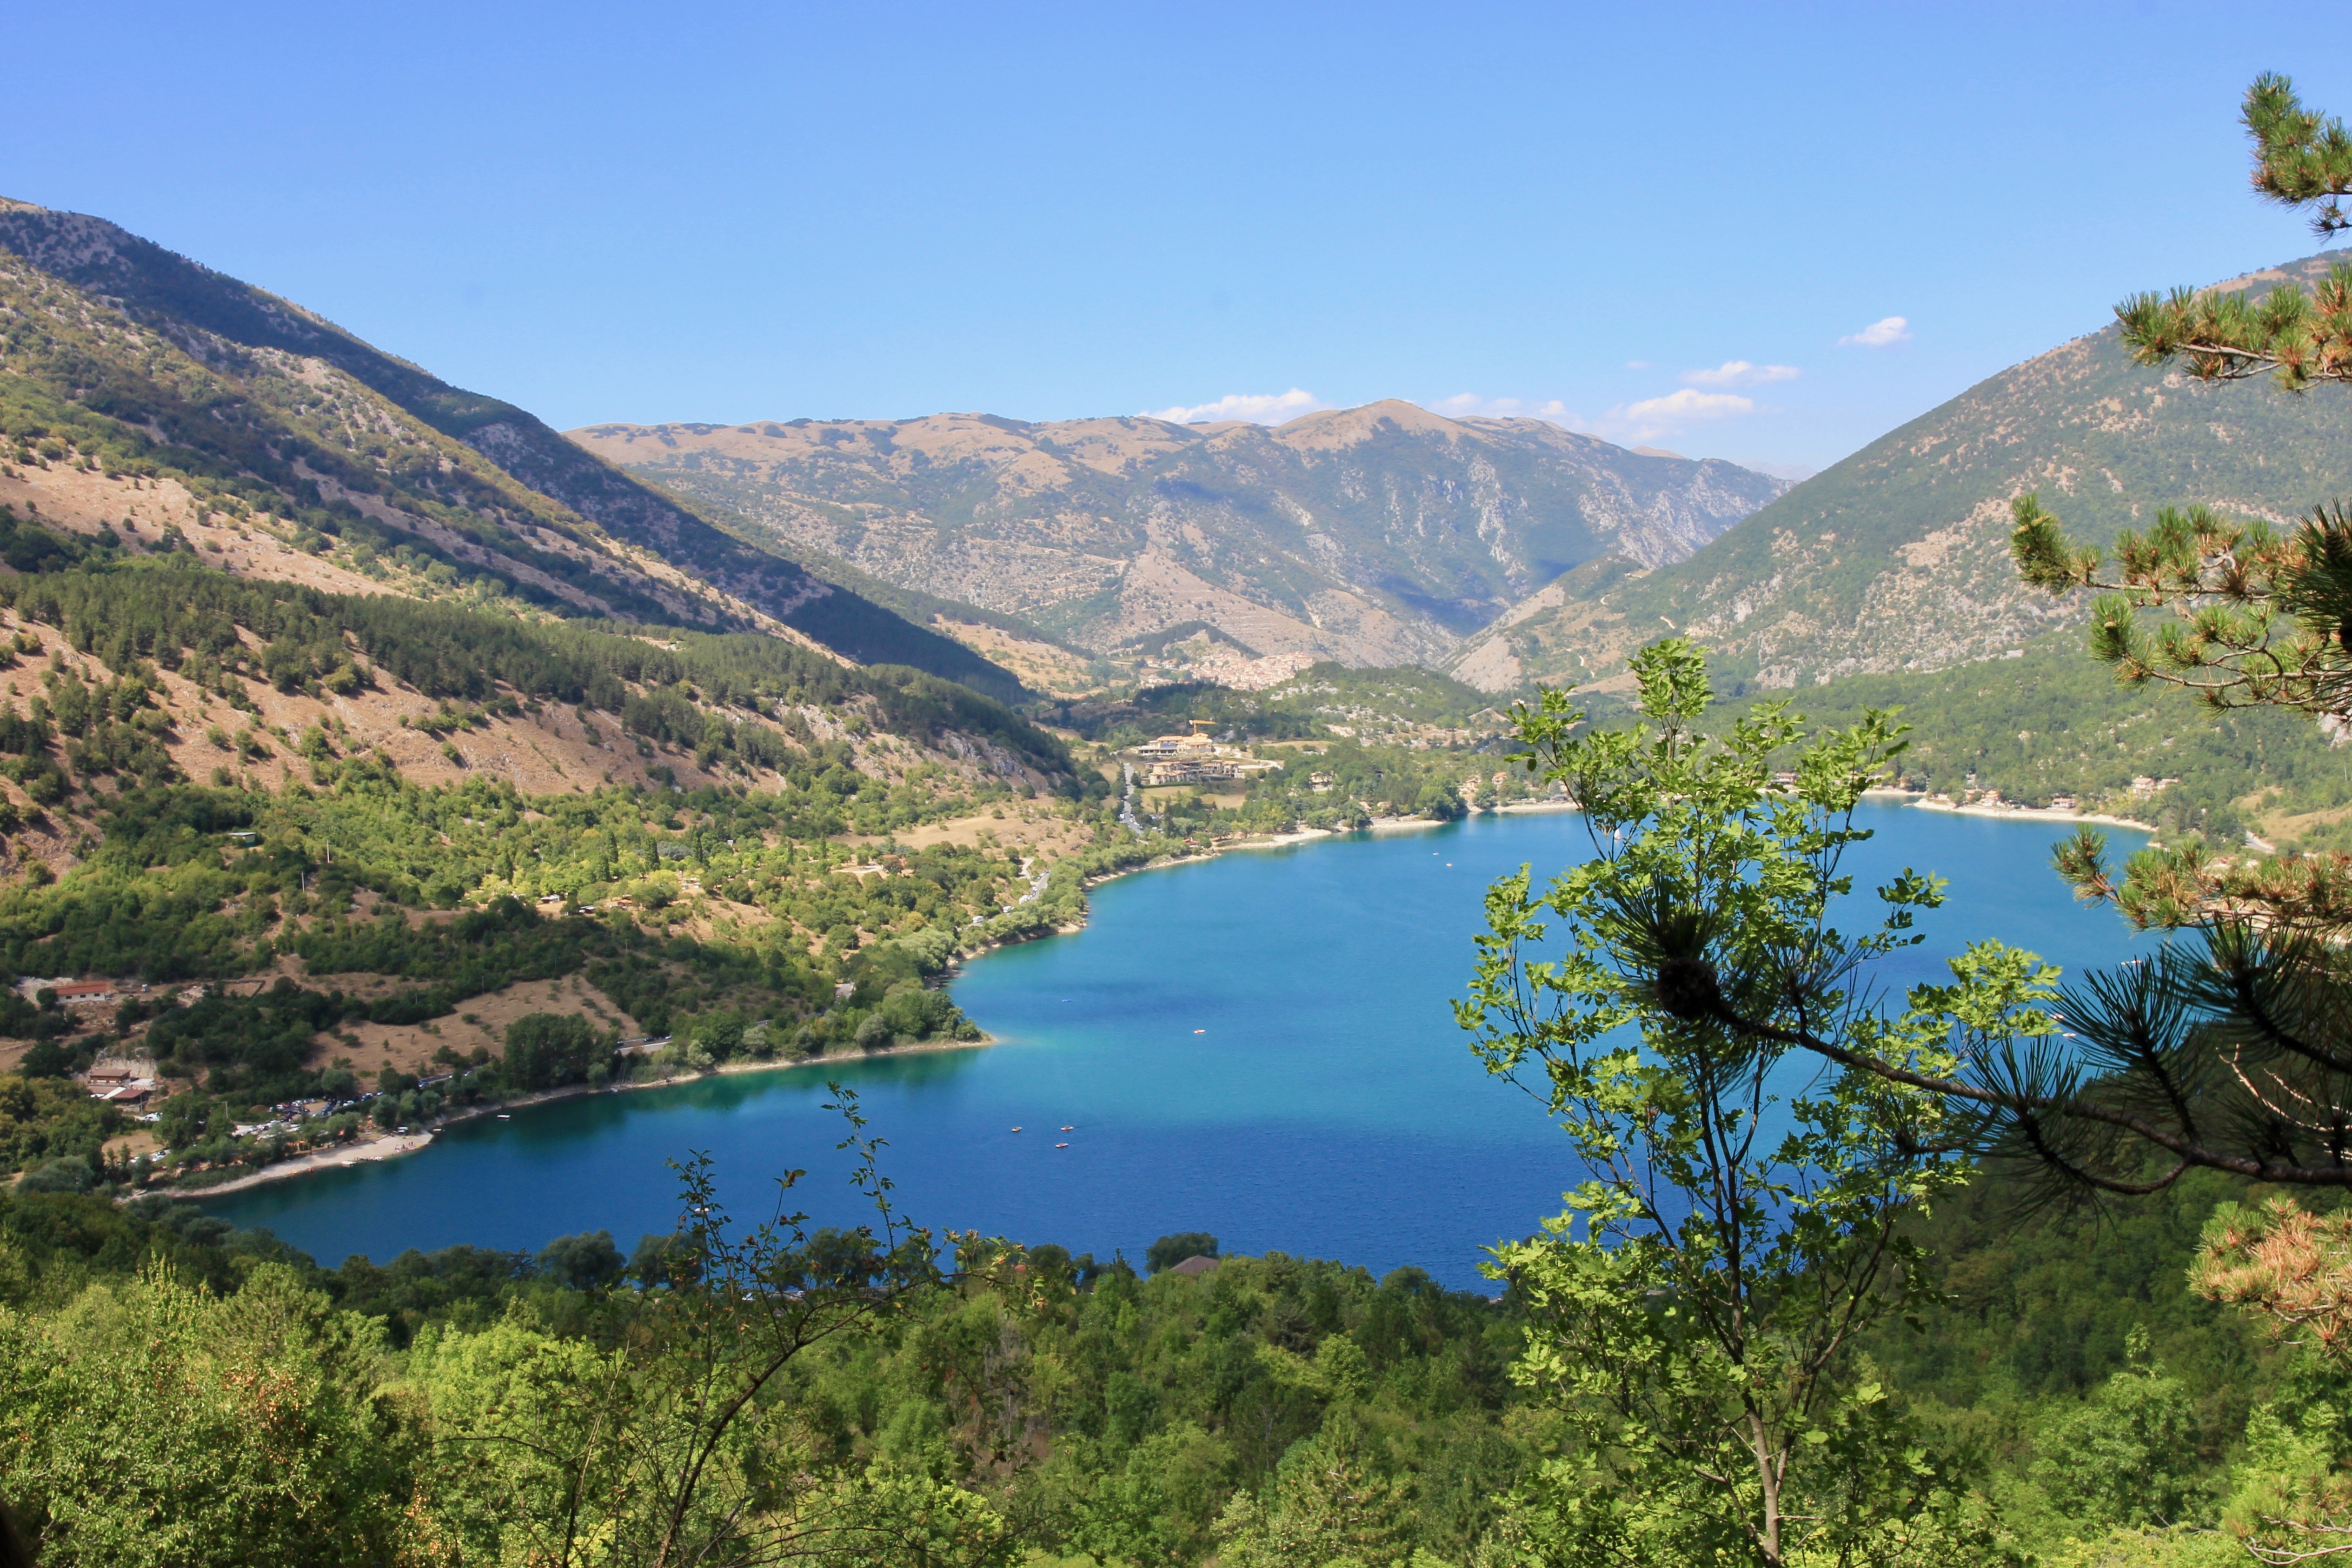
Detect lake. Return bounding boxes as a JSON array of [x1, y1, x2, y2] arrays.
[[206, 804, 2153, 1288]]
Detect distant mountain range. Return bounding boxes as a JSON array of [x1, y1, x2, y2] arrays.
[[0, 199, 1022, 701], [28, 194, 2340, 712], [571, 403, 1790, 668], [1449, 252, 2352, 693]]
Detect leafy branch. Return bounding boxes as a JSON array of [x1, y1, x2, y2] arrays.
[[1457, 638, 2002, 1563]]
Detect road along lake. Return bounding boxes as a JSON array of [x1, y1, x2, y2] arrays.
[[207, 804, 2153, 1287]]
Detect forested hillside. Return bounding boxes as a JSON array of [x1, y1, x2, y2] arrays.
[[1452, 251, 2352, 694], [1706, 631, 2352, 847], [0, 198, 1022, 701], [0, 1150, 2325, 1566], [1056, 662, 1502, 749], [0, 503, 1193, 1200]]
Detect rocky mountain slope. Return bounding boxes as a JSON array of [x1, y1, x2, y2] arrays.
[[1450, 252, 2352, 693], [570, 401, 1786, 668], [0, 199, 1020, 701]]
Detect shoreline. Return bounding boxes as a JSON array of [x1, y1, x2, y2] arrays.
[[181, 794, 2125, 1205], [186, 821, 1448, 1202], [186, 1131, 438, 1197], [1892, 791, 2153, 835], [182, 1034, 998, 1202], [1219, 826, 1338, 850]]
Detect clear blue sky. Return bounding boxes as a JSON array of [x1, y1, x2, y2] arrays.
[[17, 3, 2352, 470]]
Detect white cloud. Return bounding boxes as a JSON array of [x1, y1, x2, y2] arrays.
[[1621, 389, 1757, 422], [1144, 387, 1328, 424], [1681, 359, 1799, 388], [1838, 315, 1911, 348], [1593, 388, 1766, 445], [1624, 359, 1651, 370], [1430, 387, 1764, 448]]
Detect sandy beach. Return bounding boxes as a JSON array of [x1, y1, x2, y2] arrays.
[[1897, 792, 2153, 834], [190, 1131, 438, 1197], [1220, 827, 1338, 850]]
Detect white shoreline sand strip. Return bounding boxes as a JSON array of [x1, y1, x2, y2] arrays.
[[193, 1131, 436, 1198]]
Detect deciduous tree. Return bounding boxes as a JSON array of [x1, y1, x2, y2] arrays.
[[1460, 638, 2030, 1565]]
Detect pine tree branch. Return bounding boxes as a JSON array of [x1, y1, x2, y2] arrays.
[[1704, 995, 2352, 1187]]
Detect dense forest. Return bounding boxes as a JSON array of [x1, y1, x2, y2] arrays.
[[0, 1150, 2328, 1566]]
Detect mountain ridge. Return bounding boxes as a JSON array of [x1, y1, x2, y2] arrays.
[[571, 399, 1789, 669], [0, 198, 1023, 702], [1451, 250, 2352, 693]]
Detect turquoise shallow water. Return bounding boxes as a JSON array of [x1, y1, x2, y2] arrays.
[[206, 805, 2152, 1287]]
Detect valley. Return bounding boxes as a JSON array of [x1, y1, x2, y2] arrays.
[[7, 136, 2352, 1568]]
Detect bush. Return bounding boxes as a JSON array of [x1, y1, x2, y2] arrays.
[[19, 1156, 93, 1193], [691, 1013, 744, 1059], [628, 1230, 700, 1287], [853, 1014, 890, 1050], [878, 982, 954, 1041], [18, 1039, 71, 1078], [0, 1071, 120, 1175]]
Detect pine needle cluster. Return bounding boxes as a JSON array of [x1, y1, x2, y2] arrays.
[[2115, 78, 2352, 386]]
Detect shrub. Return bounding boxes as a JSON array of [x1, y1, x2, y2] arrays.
[[18, 1039, 71, 1078], [19, 1157, 93, 1193], [535, 1229, 625, 1291]]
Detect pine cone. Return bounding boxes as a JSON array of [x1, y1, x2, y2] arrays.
[[1655, 955, 1722, 1021]]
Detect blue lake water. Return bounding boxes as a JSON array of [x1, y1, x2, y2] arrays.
[[206, 804, 2153, 1288]]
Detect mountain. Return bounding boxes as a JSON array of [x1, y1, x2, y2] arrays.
[[0, 199, 1021, 702], [1450, 252, 2352, 693], [569, 401, 1788, 669]]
